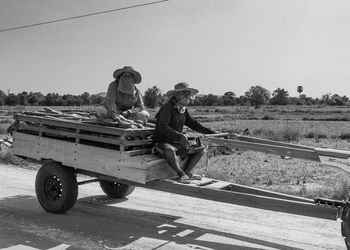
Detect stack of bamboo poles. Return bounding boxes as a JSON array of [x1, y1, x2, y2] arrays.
[[12, 107, 155, 152]]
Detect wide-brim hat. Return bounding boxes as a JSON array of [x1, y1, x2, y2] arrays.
[[113, 66, 141, 84], [166, 82, 199, 97]]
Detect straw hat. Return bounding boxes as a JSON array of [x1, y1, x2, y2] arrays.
[[113, 66, 141, 84], [166, 82, 199, 97]]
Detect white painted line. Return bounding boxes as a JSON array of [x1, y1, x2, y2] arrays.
[[157, 223, 177, 228], [47, 244, 71, 250], [0, 245, 39, 250], [176, 229, 194, 237], [115, 237, 168, 249], [196, 233, 280, 250]]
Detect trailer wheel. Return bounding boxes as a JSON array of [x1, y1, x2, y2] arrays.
[[35, 162, 78, 214], [99, 180, 135, 198]]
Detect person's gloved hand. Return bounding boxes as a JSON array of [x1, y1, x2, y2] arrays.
[[111, 114, 121, 122], [120, 110, 130, 117]]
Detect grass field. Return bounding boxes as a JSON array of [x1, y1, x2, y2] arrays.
[[1, 105, 350, 200]]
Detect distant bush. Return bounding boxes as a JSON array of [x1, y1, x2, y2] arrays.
[[304, 132, 328, 139], [0, 124, 10, 135], [340, 133, 350, 140], [271, 127, 301, 142], [0, 118, 12, 124], [252, 128, 274, 138], [303, 115, 350, 121], [261, 115, 276, 120]]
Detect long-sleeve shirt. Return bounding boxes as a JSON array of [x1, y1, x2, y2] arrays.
[[153, 98, 215, 144], [103, 81, 144, 117]]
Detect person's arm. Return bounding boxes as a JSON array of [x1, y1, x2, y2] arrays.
[[158, 104, 184, 140], [104, 82, 119, 119], [128, 88, 145, 114], [185, 110, 216, 134]]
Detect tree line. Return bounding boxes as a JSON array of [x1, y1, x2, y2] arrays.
[[1, 86, 349, 108]]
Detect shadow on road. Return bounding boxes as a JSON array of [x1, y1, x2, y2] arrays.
[[0, 194, 306, 250]]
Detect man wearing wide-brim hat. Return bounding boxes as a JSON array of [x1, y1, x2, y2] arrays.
[[153, 82, 216, 184], [97, 66, 149, 126]]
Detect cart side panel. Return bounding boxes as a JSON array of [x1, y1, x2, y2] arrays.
[[13, 132, 147, 183]]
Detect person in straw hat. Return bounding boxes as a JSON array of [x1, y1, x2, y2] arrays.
[[153, 82, 216, 184], [96, 66, 149, 127]]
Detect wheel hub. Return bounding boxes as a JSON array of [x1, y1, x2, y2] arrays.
[[44, 175, 62, 201]]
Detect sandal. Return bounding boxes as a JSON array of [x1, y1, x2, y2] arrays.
[[189, 174, 202, 180], [177, 175, 192, 184]]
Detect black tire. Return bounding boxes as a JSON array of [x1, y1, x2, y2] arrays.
[[99, 180, 135, 198], [342, 202, 350, 249], [345, 238, 350, 250], [35, 162, 78, 214]]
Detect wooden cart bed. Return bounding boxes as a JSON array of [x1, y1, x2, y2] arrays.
[[12, 114, 184, 184]]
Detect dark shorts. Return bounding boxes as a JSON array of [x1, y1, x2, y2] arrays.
[[154, 142, 204, 160], [153, 142, 187, 158]]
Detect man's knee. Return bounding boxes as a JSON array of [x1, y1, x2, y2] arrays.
[[188, 146, 205, 155], [139, 110, 150, 119], [162, 145, 177, 159], [135, 110, 149, 123]]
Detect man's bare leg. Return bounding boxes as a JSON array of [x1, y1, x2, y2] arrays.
[[162, 145, 186, 177], [183, 147, 204, 176]]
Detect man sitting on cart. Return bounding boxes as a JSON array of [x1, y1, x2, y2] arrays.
[[153, 82, 216, 184]]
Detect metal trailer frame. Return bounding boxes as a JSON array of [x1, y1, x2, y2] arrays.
[[8, 114, 350, 249]]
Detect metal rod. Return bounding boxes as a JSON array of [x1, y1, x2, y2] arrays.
[[78, 178, 99, 185]]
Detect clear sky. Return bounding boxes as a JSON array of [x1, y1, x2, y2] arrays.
[[0, 0, 349, 98]]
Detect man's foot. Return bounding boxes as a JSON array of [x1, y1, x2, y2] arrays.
[[187, 173, 202, 180], [177, 175, 192, 184]]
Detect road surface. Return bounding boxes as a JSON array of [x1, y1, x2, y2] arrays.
[[0, 164, 346, 250]]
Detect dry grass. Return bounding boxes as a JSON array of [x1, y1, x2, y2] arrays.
[[188, 105, 350, 200], [195, 150, 350, 200]]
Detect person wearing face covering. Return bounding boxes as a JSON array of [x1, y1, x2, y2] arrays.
[[153, 82, 216, 184], [100, 66, 149, 125]]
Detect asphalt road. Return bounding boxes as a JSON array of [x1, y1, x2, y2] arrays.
[[0, 164, 346, 250]]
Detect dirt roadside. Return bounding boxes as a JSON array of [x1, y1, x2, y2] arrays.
[[0, 164, 346, 250]]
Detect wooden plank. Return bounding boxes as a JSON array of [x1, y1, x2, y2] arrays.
[[223, 183, 314, 203], [74, 143, 146, 183], [209, 137, 321, 162], [235, 134, 315, 150], [76, 128, 80, 144], [126, 148, 152, 156], [141, 179, 337, 220], [316, 147, 350, 159], [124, 139, 153, 147], [18, 124, 153, 148], [16, 115, 154, 137], [19, 124, 123, 146], [200, 180, 230, 189], [12, 132, 150, 183]]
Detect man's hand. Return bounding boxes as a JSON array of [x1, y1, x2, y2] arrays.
[[111, 114, 121, 122], [179, 134, 190, 147]]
